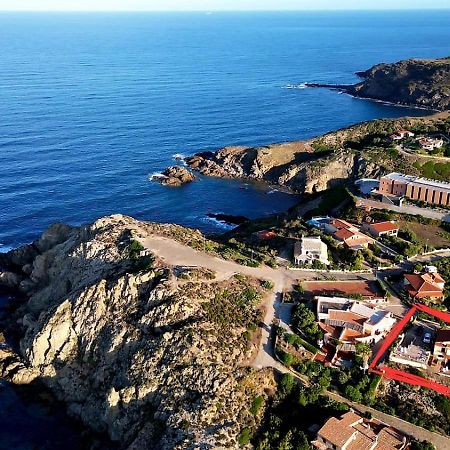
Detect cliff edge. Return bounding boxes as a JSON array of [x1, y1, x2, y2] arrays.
[[309, 57, 450, 110], [0, 215, 272, 449]]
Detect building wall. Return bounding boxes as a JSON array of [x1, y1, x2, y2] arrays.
[[379, 177, 408, 197], [383, 177, 450, 206]]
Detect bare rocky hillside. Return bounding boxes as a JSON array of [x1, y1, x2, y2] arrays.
[[0, 215, 273, 449]]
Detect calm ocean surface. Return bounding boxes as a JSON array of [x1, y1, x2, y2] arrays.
[[1, 11, 450, 250]]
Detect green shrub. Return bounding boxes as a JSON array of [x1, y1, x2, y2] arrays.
[[261, 280, 274, 290], [250, 396, 264, 416], [238, 428, 252, 446]]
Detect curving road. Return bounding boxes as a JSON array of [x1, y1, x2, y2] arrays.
[[143, 235, 450, 448]]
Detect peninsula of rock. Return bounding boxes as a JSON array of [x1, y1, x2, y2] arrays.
[[308, 56, 450, 110]]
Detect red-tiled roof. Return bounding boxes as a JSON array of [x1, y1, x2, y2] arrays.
[[345, 237, 372, 248], [305, 281, 383, 299], [404, 273, 445, 299], [332, 219, 356, 230], [256, 230, 277, 240], [328, 310, 366, 327], [370, 221, 399, 233], [334, 228, 357, 240], [317, 413, 407, 450]]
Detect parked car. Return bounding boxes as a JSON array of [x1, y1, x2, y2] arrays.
[[423, 332, 432, 344]]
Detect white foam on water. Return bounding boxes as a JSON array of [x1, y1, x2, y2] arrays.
[[199, 215, 238, 231], [0, 243, 14, 254], [148, 172, 167, 181], [284, 82, 308, 89]]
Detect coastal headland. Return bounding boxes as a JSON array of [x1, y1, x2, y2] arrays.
[[307, 56, 450, 111]]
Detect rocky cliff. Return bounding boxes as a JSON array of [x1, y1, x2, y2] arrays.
[[309, 57, 450, 110], [183, 113, 450, 194], [349, 57, 450, 110], [0, 215, 273, 449]]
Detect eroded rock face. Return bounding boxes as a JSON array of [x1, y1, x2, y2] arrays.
[[184, 111, 450, 193], [186, 144, 361, 194], [1, 215, 270, 449]]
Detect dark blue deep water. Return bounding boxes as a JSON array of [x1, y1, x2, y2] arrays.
[[1, 11, 450, 249]]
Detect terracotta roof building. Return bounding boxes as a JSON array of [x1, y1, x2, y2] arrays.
[[390, 130, 415, 140], [326, 218, 374, 250], [433, 329, 450, 373], [404, 272, 445, 302], [312, 411, 408, 450], [362, 221, 399, 238], [315, 296, 396, 366]]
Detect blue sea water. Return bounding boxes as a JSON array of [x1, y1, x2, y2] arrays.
[[1, 11, 450, 249]]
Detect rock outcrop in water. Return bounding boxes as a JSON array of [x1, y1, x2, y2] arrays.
[[310, 57, 450, 110], [153, 165, 196, 186], [0, 215, 272, 449]]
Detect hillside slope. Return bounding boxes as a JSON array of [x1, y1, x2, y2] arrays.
[[348, 57, 450, 110], [0, 215, 272, 449]]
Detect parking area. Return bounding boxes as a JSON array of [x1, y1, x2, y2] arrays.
[[390, 322, 436, 369], [402, 322, 436, 349]]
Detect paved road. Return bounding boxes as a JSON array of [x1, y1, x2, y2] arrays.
[[142, 235, 372, 371], [399, 146, 450, 163], [357, 197, 450, 223], [144, 234, 450, 448]]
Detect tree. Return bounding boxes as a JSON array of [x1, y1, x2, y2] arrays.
[[280, 373, 295, 394], [344, 385, 362, 403]]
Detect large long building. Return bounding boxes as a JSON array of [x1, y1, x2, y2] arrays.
[[379, 172, 450, 206]]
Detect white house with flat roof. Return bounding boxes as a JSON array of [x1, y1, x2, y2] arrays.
[[294, 236, 329, 266]]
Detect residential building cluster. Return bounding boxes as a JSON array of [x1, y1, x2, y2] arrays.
[[390, 128, 445, 151], [316, 296, 395, 367]]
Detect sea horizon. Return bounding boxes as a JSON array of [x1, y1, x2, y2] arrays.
[[1, 9, 449, 250]]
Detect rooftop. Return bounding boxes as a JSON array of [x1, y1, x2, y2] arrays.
[[369, 221, 399, 233], [404, 272, 445, 298], [382, 172, 450, 192], [436, 329, 450, 344], [305, 280, 384, 299], [316, 412, 407, 450]]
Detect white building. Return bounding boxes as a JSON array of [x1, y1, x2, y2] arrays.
[[294, 236, 329, 266], [418, 137, 444, 151], [391, 129, 415, 140], [315, 296, 396, 347]]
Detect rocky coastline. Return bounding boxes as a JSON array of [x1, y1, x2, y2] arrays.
[[308, 56, 450, 111], [152, 165, 196, 186], [180, 112, 450, 194]]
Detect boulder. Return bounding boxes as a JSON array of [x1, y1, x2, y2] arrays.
[[154, 166, 196, 186]]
